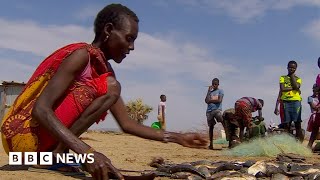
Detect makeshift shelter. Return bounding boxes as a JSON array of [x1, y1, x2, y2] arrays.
[[0, 81, 26, 123]]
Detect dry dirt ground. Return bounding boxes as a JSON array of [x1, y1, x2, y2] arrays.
[[0, 132, 319, 180]]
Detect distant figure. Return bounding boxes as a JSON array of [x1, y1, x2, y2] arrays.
[[205, 78, 224, 150], [316, 57, 320, 88], [224, 102, 265, 148], [310, 57, 320, 150], [308, 57, 320, 148], [278, 60, 303, 141], [157, 94, 167, 130], [222, 108, 238, 148], [233, 97, 264, 145], [315, 57, 320, 103]]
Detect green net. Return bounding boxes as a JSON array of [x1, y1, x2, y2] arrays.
[[223, 134, 312, 157], [249, 120, 266, 138]]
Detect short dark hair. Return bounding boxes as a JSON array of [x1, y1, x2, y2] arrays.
[[212, 78, 219, 83], [288, 60, 297, 67], [313, 84, 317, 89], [94, 4, 139, 38], [160, 94, 166, 99], [258, 99, 264, 106]]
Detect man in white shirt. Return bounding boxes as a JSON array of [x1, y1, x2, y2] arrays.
[[157, 94, 166, 130]]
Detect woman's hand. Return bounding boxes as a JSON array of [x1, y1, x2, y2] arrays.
[[175, 133, 208, 149], [83, 151, 124, 180]]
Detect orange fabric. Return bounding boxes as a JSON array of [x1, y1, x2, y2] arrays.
[[234, 101, 252, 128], [1, 43, 111, 154]]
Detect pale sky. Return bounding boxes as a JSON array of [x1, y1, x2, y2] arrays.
[[0, 0, 319, 131]]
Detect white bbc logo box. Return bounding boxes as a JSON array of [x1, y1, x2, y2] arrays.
[[9, 152, 53, 165], [9, 152, 94, 165]]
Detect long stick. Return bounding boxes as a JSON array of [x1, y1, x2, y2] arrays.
[[272, 142, 285, 154], [118, 169, 152, 173]]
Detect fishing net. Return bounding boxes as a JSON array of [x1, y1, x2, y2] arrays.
[[223, 134, 312, 157]]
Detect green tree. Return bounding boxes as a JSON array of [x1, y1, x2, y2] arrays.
[[126, 98, 153, 124]]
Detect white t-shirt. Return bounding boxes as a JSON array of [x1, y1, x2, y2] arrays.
[[158, 101, 166, 116], [308, 96, 319, 113]]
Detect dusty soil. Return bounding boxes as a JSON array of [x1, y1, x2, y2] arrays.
[[0, 131, 319, 180]]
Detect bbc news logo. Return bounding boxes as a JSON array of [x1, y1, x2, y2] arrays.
[[9, 152, 94, 165]]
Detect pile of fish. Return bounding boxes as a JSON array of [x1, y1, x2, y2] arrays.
[[143, 153, 320, 179]]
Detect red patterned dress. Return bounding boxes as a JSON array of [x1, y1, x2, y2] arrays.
[[1, 43, 112, 154]]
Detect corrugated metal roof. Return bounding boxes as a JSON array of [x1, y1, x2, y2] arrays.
[[0, 80, 26, 86]]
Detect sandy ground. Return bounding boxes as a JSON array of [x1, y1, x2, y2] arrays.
[[0, 131, 320, 180]]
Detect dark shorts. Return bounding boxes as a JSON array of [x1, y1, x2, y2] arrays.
[[206, 109, 222, 126], [313, 113, 320, 129], [283, 101, 302, 123]]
